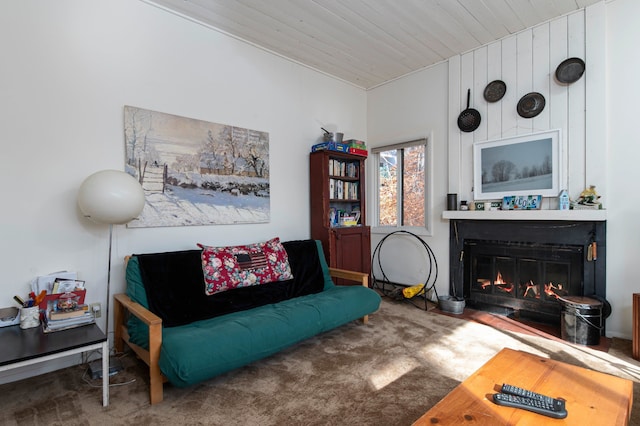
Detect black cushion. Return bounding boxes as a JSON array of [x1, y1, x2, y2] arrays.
[[135, 239, 325, 327]]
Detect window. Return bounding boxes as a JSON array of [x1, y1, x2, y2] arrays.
[[372, 138, 431, 232]]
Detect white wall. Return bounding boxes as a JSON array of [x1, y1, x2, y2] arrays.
[[367, 64, 451, 295], [0, 0, 365, 382], [605, 0, 640, 339]]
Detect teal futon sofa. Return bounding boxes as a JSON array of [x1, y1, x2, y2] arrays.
[[113, 239, 381, 404]]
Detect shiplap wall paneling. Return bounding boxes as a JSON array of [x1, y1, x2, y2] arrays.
[[486, 41, 502, 141], [448, 8, 594, 206], [516, 30, 534, 135], [500, 35, 518, 138], [533, 23, 553, 209], [473, 46, 488, 143], [447, 54, 461, 195], [532, 23, 551, 133], [460, 51, 475, 201], [549, 16, 570, 203], [567, 11, 587, 198]]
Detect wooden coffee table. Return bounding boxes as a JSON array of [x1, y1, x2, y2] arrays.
[[413, 347, 633, 425]]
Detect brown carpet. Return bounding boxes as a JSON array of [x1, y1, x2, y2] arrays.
[[1, 298, 639, 425]]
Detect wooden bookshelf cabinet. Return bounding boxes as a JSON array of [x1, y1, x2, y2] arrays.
[[310, 151, 371, 283]]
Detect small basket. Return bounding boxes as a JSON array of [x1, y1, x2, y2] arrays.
[[438, 296, 465, 314]]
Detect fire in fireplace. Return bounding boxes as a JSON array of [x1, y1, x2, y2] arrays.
[[449, 219, 606, 331], [464, 239, 583, 322]]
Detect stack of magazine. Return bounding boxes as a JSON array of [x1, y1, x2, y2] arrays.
[[39, 279, 94, 333], [43, 306, 95, 333]]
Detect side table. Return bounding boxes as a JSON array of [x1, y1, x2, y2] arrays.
[[0, 323, 109, 406]]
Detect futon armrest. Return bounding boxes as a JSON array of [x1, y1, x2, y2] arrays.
[[328, 267, 369, 288], [328, 268, 372, 324], [113, 293, 162, 326], [113, 292, 165, 404]]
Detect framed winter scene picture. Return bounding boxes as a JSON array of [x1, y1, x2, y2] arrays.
[[123, 106, 270, 228], [473, 129, 562, 200]]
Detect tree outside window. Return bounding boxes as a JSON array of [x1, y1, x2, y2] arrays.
[[374, 139, 426, 228]]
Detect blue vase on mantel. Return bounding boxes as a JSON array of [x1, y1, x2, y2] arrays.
[[559, 189, 570, 211]]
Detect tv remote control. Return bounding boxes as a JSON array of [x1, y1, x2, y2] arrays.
[[501, 383, 558, 405], [493, 393, 568, 419]]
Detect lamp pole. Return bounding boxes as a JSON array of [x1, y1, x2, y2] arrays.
[[78, 169, 145, 373], [105, 223, 114, 339]]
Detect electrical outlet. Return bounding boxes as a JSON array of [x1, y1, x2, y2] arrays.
[[90, 303, 102, 318]]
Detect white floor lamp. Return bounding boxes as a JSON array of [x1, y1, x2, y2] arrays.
[[77, 169, 145, 376]]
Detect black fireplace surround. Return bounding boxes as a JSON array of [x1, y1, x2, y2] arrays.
[[449, 219, 606, 332]]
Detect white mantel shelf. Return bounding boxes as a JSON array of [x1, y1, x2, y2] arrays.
[[442, 210, 607, 221]]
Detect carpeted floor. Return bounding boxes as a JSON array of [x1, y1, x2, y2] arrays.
[[1, 298, 639, 425]]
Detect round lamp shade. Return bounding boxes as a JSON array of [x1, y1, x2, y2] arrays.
[[78, 170, 145, 224]]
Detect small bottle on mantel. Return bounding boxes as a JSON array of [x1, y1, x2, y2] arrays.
[[558, 189, 570, 211], [460, 200, 469, 211]]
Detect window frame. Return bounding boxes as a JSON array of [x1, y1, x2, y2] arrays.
[[370, 136, 433, 236]]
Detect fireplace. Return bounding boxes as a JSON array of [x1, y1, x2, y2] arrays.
[[449, 219, 606, 332]]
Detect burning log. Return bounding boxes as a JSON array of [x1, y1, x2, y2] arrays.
[[544, 282, 564, 299], [475, 271, 516, 293], [523, 281, 539, 298]]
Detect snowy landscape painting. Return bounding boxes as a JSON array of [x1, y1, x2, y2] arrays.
[[473, 129, 561, 200], [124, 106, 270, 228]]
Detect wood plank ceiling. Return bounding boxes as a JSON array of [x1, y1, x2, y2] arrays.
[[145, 0, 601, 89]]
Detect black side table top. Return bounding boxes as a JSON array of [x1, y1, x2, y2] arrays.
[[0, 323, 106, 366]]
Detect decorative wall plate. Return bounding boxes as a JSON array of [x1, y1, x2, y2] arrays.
[[483, 80, 507, 102], [517, 92, 546, 118], [555, 57, 585, 84]]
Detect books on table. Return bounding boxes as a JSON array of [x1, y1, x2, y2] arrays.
[[48, 304, 89, 320], [43, 309, 95, 333]]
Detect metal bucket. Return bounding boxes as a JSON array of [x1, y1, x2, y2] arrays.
[[439, 296, 465, 315], [559, 296, 602, 346]]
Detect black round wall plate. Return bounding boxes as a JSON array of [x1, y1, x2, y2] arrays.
[[483, 80, 507, 102], [517, 92, 546, 118], [555, 57, 585, 84]]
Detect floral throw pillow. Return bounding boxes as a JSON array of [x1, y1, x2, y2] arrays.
[[198, 237, 294, 295]]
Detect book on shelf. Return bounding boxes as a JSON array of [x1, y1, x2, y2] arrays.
[[337, 180, 344, 199], [328, 159, 359, 177]]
